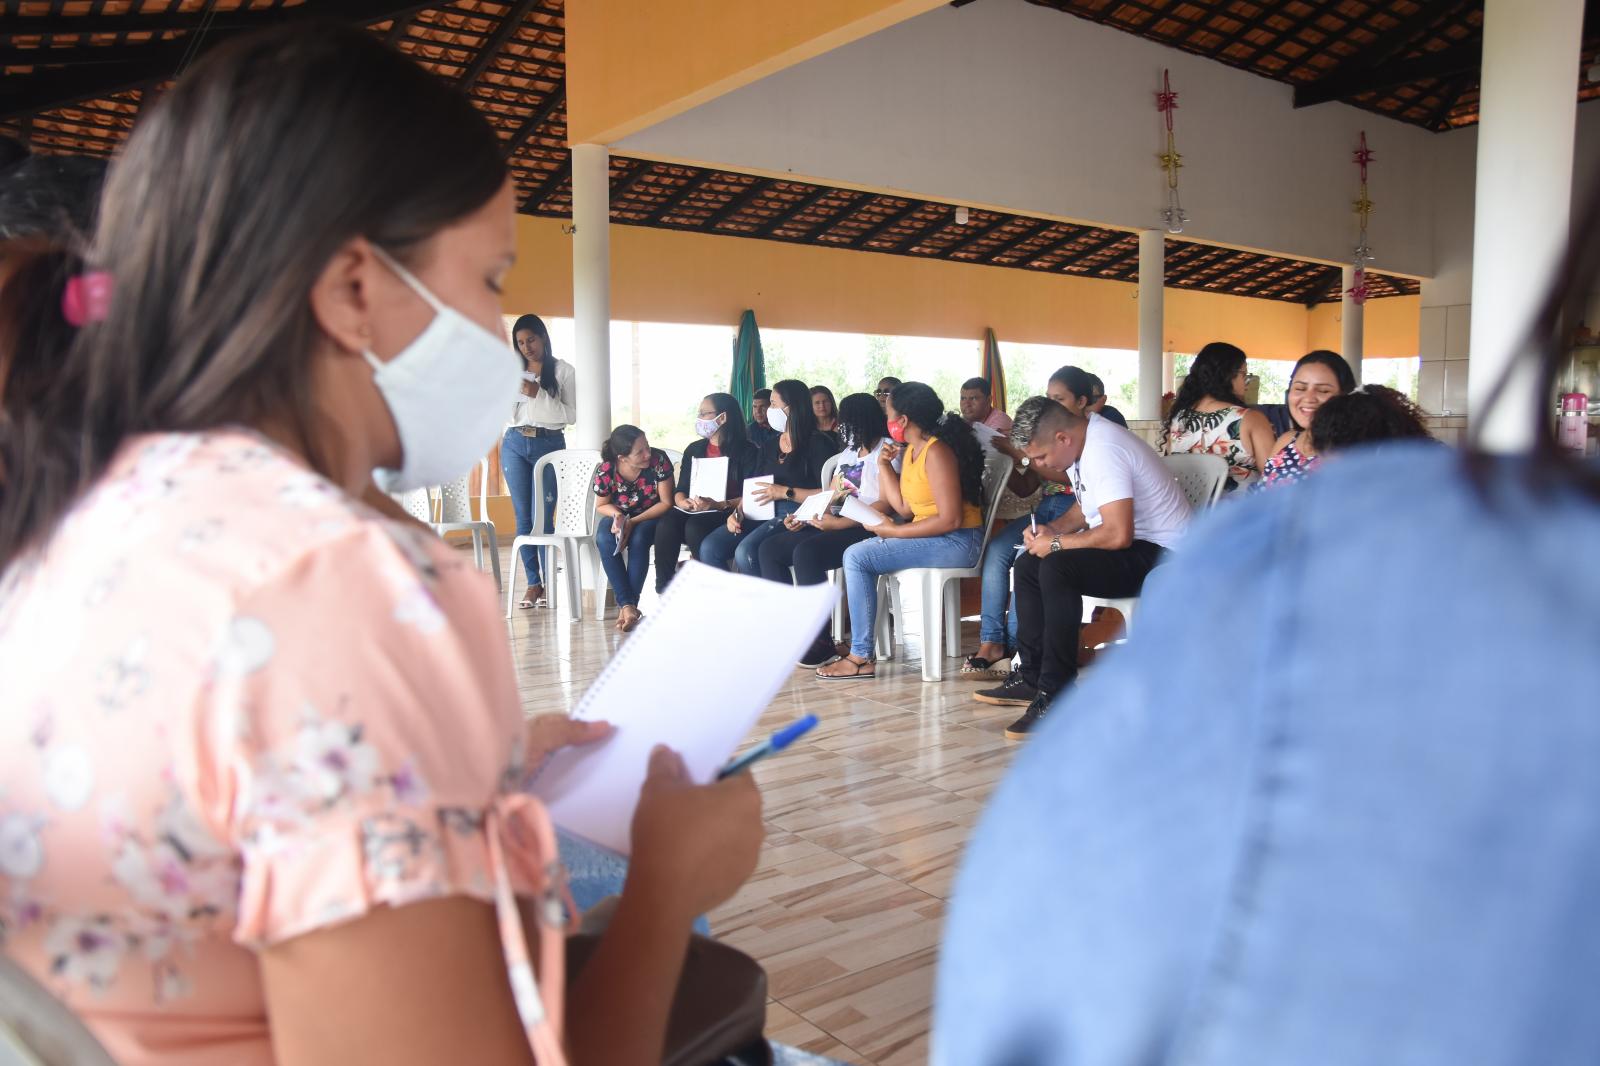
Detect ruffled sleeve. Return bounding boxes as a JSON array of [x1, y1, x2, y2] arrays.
[[182, 519, 540, 949]]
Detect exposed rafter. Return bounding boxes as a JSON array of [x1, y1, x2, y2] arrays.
[[457, 0, 539, 91], [1295, 38, 1481, 109]]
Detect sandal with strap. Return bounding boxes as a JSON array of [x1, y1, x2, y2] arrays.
[[960, 652, 1014, 681], [817, 655, 875, 681], [517, 586, 546, 610]]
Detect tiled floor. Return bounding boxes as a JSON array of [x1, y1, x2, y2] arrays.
[[504, 552, 1024, 1066]]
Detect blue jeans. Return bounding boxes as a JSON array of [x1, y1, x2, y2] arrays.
[[698, 500, 798, 574], [980, 491, 1074, 646], [500, 429, 565, 587], [842, 527, 982, 659], [594, 516, 659, 607]]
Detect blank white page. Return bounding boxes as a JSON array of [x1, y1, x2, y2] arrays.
[[688, 455, 728, 501], [527, 562, 837, 854]]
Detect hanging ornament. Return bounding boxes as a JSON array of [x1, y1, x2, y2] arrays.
[[1156, 69, 1188, 234], [1347, 131, 1375, 305]]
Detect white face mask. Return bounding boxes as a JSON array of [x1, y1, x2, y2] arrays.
[[694, 415, 722, 440], [363, 247, 521, 492], [767, 406, 789, 434]]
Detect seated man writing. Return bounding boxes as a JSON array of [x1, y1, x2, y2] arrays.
[[976, 397, 1192, 738]]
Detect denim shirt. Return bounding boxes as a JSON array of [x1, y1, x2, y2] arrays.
[[936, 445, 1600, 1066]]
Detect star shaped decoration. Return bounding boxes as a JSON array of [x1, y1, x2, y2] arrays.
[[1159, 149, 1184, 174], [1346, 266, 1371, 305], [1156, 69, 1179, 114], [1352, 195, 1374, 223], [1353, 132, 1375, 178]]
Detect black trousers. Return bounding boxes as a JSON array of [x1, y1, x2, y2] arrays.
[[1014, 539, 1166, 697], [756, 525, 874, 585], [653, 508, 728, 592]]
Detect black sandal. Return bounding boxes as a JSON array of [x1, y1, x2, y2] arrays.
[[817, 655, 875, 680]]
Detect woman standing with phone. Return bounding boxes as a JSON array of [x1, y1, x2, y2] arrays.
[[503, 313, 577, 608]]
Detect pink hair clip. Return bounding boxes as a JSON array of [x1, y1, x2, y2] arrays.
[[61, 270, 113, 327]]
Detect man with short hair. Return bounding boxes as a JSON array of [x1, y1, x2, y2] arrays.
[[874, 376, 902, 413], [960, 377, 1013, 434], [1085, 373, 1129, 428], [976, 396, 1192, 739], [749, 388, 778, 447]]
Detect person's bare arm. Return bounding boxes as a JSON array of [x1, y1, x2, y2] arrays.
[[883, 441, 964, 539], [1242, 409, 1278, 477]]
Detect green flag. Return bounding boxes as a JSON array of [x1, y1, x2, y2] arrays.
[[730, 309, 766, 413]]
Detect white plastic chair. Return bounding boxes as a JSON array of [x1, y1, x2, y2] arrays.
[[427, 458, 502, 593], [505, 448, 602, 620], [392, 487, 432, 524], [0, 955, 118, 1066], [872, 447, 1014, 682], [1082, 453, 1230, 638]]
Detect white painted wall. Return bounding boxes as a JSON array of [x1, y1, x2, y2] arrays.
[[618, 0, 1440, 275]]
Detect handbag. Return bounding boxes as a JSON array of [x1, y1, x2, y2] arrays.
[[568, 901, 771, 1066]]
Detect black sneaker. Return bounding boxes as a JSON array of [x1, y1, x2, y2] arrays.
[[797, 635, 840, 668], [974, 673, 1038, 707], [1003, 693, 1052, 740]]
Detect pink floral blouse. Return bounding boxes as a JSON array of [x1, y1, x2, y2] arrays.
[[0, 431, 553, 1065]]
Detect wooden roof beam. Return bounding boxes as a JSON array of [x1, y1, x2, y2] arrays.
[[703, 178, 772, 229], [519, 157, 571, 213], [984, 220, 1065, 262], [500, 76, 565, 159], [845, 199, 924, 248], [457, 0, 539, 91], [0, 2, 437, 120], [0, 2, 437, 37], [1294, 37, 1481, 109], [756, 185, 841, 236], [641, 170, 717, 224]]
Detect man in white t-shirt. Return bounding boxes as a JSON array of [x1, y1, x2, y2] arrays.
[[975, 397, 1192, 738]]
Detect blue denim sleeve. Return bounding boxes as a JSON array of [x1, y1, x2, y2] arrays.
[[935, 448, 1600, 1066]]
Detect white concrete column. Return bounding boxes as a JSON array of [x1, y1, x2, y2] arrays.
[[1161, 349, 1175, 395], [1341, 266, 1365, 386], [1467, 0, 1584, 451], [571, 143, 613, 450], [1137, 229, 1164, 420]]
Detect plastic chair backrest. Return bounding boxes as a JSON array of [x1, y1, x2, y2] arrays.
[[1162, 453, 1229, 510], [662, 448, 684, 476], [394, 488, 433, 524], [533, 448, 603, 537], [0, 956, 118, 1066], [973, 447, 1015, 560], [435, 473, 475, 524], [819, 452, 841, 493]]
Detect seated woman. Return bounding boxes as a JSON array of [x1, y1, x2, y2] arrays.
[[962, 366, 1085, 680], [1259, 349, 1357, 487], [1163, 341, 1277, 492], [0, 26, 761, 1066], [653, 392, 759, 593], [756, 393, 898, 667], [699, 378, 836, 576], [811, 384, 840, 439], [817, 382, 987, 680], [592, 425, 675, 632]]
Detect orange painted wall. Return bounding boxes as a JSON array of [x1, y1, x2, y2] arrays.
[[566, 0, 946, 145], [503, 215, 1420, 361], [1306, 296, 1421, 360]]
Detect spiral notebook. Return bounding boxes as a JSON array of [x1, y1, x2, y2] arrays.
[[525, 561, 838, 855]]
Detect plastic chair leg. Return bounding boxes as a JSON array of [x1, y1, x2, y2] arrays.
[[944, 578, 961, 651], [504, 543, 523, 620], [875, 575, 895, 661], [920, 575, 943, 683], [485, 528, 502, 595]]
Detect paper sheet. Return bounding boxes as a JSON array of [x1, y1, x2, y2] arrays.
[[688, 455, 729, 503], [526, 562, 838, 854], [841, 496, 885, 527], [741, 475, 775, 520], [792, 490, 832, 522]]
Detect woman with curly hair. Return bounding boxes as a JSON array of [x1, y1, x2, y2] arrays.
[[1258, 350, 1358, 487], [1164, 341, 1278, 491], [1311, 385, 1434, 454]]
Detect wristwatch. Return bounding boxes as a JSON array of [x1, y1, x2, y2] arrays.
[[1049, 535, 1063, 553], [786, 486, 795, 501]]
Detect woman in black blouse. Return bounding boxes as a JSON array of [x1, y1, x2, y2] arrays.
[[653, 392, 760, 592], [698, 378, 835, 575]]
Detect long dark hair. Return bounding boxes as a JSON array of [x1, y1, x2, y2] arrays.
[[1286, 349, 1356, 429], [1171, 341, 1248, 420], [1311, 386, 1433, 453], [835, 392, 888, 452], [704, 392, 747, 451], [511, 313, 558, 399], [0, 25, 506, 571], [601, 424, 648, 467], [889, 381, 984, 508], [771, 378, 819, 452]]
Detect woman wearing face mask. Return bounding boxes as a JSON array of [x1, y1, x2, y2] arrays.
[[0, 28, 762, 1066], [592, 425, 674, 632], [1258, 350, 1356, 487], [755, 393, 899, 667], [817, 382, 987, 680], [504, 312, 576, 610], [698, 378, 835, 576], [652, 392, 758, 593]]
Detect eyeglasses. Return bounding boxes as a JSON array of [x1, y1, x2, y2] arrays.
[[874, 390, 892, 398]]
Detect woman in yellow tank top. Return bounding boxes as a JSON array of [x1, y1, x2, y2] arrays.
[[818, 382, 987, 679]]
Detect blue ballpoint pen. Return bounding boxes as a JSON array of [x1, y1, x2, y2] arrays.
[[717, 715, 819, 779]]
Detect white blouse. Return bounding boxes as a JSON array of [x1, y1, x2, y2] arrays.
[[508, 358, 578, 430]]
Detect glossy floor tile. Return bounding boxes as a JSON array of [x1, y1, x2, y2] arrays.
[[501, 552, 1024, 1065]]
